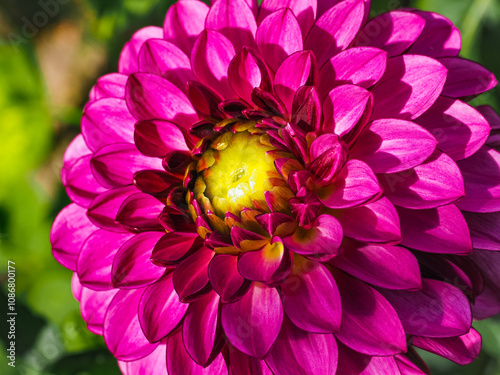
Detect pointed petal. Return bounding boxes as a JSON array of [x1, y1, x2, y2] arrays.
[[151, 232, 200, 265], [337, 343, 400, 375], [80, 287, 118, 335], [229, 346, 273, 375], [173, 246, 214, 302], [221, 283, 282, 358], [462, 211, 500, 251], [115, 192, 164, 231], [89, 73, 127, 102], [119, 26, 163, 74], [470, 250, 500, 319], [134, 119, 189, 158], [371, 55, 447, 120], [119, 342, 167, 375], [258, 0, 317, 36]]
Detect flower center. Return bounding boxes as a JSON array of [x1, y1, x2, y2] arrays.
[[193, 130, 279, 218]]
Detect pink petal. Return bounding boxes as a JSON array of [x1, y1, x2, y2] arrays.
[[319, 159, 381, 209], [439, 57, 498, 98], [163, 0, 210, 55], [51, 203, 98, 271], [355, 11, 425, 57], [413, 329, 481, 365], [258, 0, 317, 36], [77, 230, 134, 290], [330, 241, 421, 290], [470, 250, 500, 319], [350, 118, 437, 173], [281, 258, 341, 333], [265, 317, 338, 375], [378, 150, 464, 209], [408, 11, 461, 58], [126, 73, 198, 128], [151, 232, 200, 266], [283, 214, 342, 258], [456, 146, 500, 213], [334, 271, 407, 355], [80, 287, 117, 335], [209, 255, 249, 303], [89, 73, 127, 101], [138, 38, 195, 92], [118, 26, 163, 74], [173, 246, 214, 302], [206, 0, 257, 51], [462, 211, 500, 251], [119, 342, 167, 375], [371, 54, 447, 120], [71, 273, 83, 301], [380, 279, 472, 338], [90, 143, 163, 189], [317, 47, 387, 100], [104, 288, 159, 361], [323, 84, 372, 137], [229, 346, 273, 375], [305, 0, 365, 66], [317, 0, 370, 22], [274, 51, 318, 115], [63, 134, 91, 167], [337, 343, 400, 374], [134, 119, 190, 158], [221, 283, 282, 358], [183, 290, 222, 366], [115, 192, 164, 231], [256, 8, 303, 71], [87, 185, 140, 232], [333, 197, 401, 243], [415, 97, 490, 160], [112, 231, 165, 288], [397, 204, 472, 255]]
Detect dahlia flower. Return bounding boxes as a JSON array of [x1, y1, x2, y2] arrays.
[[51, 0, 500, 373]]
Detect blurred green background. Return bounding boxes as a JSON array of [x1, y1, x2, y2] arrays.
[[0, 0, 499, 374]]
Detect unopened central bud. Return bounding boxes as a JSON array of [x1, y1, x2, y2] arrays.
[[194, 130, 278, 217]]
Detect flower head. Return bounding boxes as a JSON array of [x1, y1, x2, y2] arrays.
[[51, 0, 500, 373]]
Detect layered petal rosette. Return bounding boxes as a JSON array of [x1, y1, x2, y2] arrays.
[[51, 0, 500, 373]]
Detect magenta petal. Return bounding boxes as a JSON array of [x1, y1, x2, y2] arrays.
[[173, 246, 214, 302], [334, 271, 407, 355], [265, 317, 338, 375], [274, 51, 318, 115], [104, 288, 159, 361], [163, 0, 210, 55], [350, 118, 437, 173], [379, 150, 464, 209], [337, 343, 400, 374], [151, 232, 200, 265], [183, 290, 221, 366], [355, 11, 425, 57], [82, 98, 135, 152], [90, 143, 163, 189], [167, 327, 228, 375], [415, 97, 490, 161], [134, 119, 190, 158], [221, 283, 282, 358], [331, 241, 421, 290], [206, 0, 257, 51], [456, 146, 500, 213], [305, 0, 365, 66], [256, 8, 303, 71], [317, 0, 370, 21], [381, 279, 472, 338], [371, 55, 447, 120], [319, 159, 381, 209], [77, 230, 133, 290], [408, 11, 461, 58], [318, 47, 387, 100], [397, 204, 472, 255], [281, 259, 341, 333], [283, 214, 342, 258], [87, 186, 139, 232], [209, 255, 249, 303], [191, 30, 235, 98], [138, 39, 195, 92], [120, 342, 167, 375], [258, 0, 317, 36], [112, 231, 165, 288], [229, 346, 273, 375], [118, 26, 163, 74], [63, 134, 91, 168], [334, 197, 401, 243], [51, 203, 97, 271], [413, 329, 481, 365], [126, 73, 198, 128], [115, 192, 164, 231], [89, 73, 127, 102], [463, 211, 500, 251], [439, 57, 498, 98], [470, 250, 500, 319], [138, 272, 187, 343], [80, 287, 117, 335], [395, 354, 429, 375], [323, 84, 372, 137]]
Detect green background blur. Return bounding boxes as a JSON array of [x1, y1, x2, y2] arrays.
[[0, 0, 499, 374]]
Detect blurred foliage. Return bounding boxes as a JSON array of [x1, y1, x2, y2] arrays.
[[0, 0, 499, 374]]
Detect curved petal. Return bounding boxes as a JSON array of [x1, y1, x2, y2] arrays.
[[173, 246, 214, 302], [119, 342, 167, 375], [229, 345, 273, 375], [80, 287, 117, 335], [89, 73, 127, 102], [258, 0, 317, 36], [151, 232, 200, 266], [470, 250, 500, 319], [118, 26, 163, 74], [281, 258, 341, 333], [51, 204, 98, 271], [371, 55, 447, 120], [115, 192, 164, 231], [138, 272, 187, 343], [337, 343, 400, 374], [256, 8, 303, 71], [397, 204, 472, 255], [379, 150, 464, 209], [221, 283, 282, 358], [462, 211, 500, 251], [62, 133, 91, 167], [209, 255, 249, 303], [134, 119, 190, 158]]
